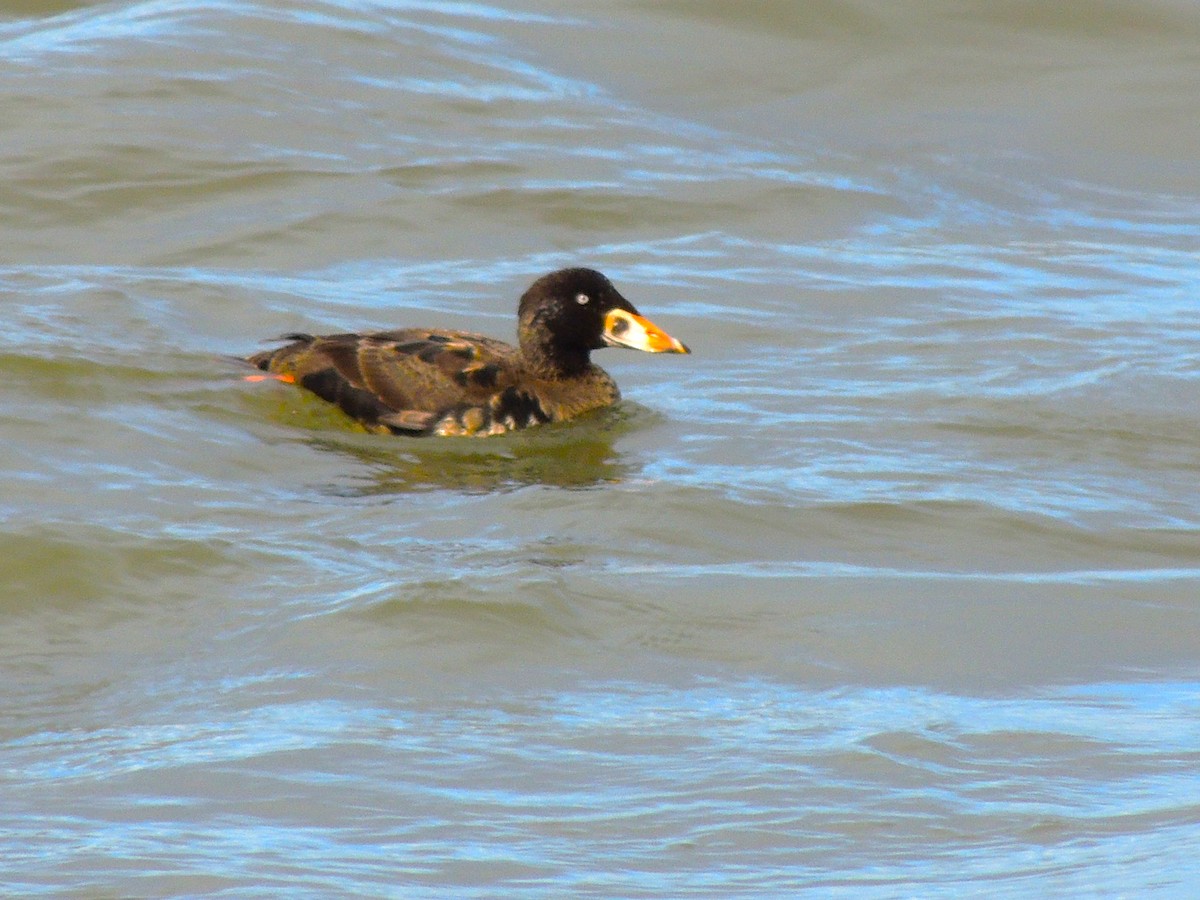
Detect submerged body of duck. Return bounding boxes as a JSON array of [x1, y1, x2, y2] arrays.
[[246, 267, 689, 437]]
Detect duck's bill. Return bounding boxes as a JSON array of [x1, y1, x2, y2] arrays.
[[602, 309, 690, 354]]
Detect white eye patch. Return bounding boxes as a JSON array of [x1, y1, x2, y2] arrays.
[[575, 293, 590, 305]]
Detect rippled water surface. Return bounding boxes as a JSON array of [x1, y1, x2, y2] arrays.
[[3, 1, 1200, 896]]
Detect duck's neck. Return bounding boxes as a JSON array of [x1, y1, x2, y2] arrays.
[[522, 338, 592, 380], [520, 324, 590, 381]]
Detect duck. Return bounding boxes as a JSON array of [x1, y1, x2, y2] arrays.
[[245, 267, 690, 437]]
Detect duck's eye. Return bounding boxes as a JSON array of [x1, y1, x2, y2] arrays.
[[575, 293, 590, 305]]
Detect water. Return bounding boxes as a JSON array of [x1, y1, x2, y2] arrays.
[[2, 1, 1199, 896]]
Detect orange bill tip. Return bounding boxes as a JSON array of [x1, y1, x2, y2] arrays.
[[243, 373, 296, 384], [638, 317, 691, 354]]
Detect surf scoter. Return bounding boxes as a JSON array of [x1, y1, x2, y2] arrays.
[[246, 267, 690, 437]]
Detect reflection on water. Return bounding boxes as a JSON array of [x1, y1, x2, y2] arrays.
[[304, 408, 641, 495]]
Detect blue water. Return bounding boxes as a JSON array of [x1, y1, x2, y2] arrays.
[[6, 678, 1200, 896]]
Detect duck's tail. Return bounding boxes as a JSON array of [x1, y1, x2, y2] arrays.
[[246, 332, 315, 371]]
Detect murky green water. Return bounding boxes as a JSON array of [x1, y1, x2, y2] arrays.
[[3, 1, 1199, 896]]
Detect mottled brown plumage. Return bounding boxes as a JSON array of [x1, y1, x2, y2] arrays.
[[246, 268, 689, 437]]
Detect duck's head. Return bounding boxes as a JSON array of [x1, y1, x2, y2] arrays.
[[518, 267, 689, 376]]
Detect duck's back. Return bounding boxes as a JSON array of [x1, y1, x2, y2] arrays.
[[248, 328, 617, 436]]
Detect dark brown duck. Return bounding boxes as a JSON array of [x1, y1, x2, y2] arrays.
[[246, 267, 690, 437]]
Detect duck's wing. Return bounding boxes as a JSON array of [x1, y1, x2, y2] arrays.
[[248, 328, 539, 435]]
